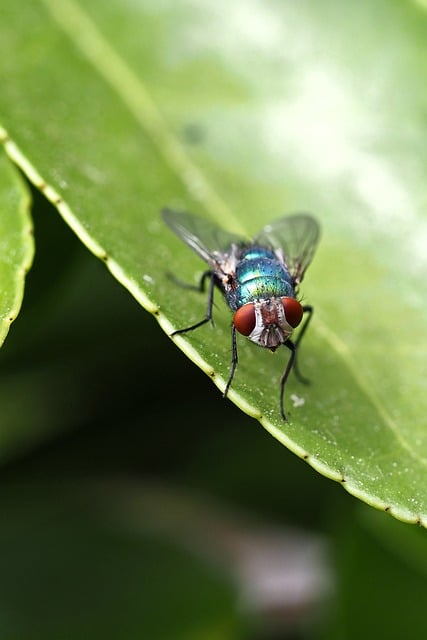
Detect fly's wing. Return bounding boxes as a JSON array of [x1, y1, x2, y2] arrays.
[[255, 213, 320, 287], [162, 208, 246, 269]]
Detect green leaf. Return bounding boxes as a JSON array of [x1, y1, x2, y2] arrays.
[[1, 0, 427, 524], [0, 148, 33, 347]]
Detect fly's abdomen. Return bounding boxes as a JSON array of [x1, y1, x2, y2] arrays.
[[227, 251, 294, 310]]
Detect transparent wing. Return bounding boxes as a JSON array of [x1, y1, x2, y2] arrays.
[[162, 208, 246, 267], [255, 213, 320, 286]]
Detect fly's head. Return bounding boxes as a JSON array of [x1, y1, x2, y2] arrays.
[[233, 297, 303, 350]]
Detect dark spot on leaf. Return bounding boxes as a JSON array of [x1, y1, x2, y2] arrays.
[[182, 123, 206, 145]]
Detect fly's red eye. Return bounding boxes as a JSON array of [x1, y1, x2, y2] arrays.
[[234, 303, 256, 336], [282, 297, 303, 328]]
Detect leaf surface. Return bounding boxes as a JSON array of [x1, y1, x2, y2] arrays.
[[0, 147, 33, 347]]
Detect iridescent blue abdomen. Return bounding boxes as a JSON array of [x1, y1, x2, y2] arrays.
[[226, 246, 294, 311]]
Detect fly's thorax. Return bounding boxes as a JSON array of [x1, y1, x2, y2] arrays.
[[240, 246, 276, 261], [233, 296, 304, 350], [225, 252, 294, 311]]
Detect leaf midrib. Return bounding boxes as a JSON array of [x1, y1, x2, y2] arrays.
[[41, 0, 242, 232]]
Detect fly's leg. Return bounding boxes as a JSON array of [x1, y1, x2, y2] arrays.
[[171, 270, 216, 336], [280, 306, 314, 420], [280, 339, 297, 422], [293, 304, 313, 385], [223, 324, 238, 398]]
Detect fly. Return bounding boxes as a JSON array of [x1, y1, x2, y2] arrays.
[[162, 209, 320, 421]]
